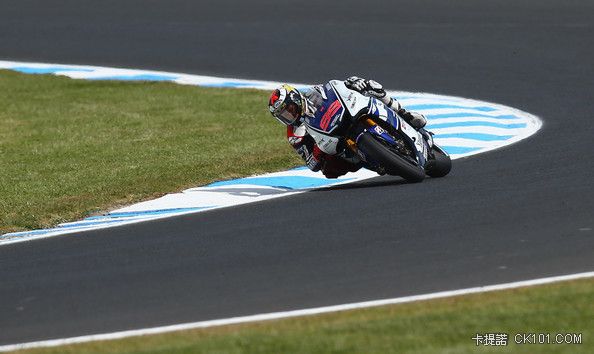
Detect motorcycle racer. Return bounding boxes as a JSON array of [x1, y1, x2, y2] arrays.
[[268, 76, 428, 178]]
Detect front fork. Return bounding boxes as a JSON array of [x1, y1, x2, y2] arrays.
[[345, 118, 378, 157], [346, 118, 399, 159], [348, 117, 433, 170]]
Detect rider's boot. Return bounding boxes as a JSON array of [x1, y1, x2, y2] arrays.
[[398, 108, 427, 130], [380, 96, 427, 130]]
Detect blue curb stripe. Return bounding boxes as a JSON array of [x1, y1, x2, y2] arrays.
[[2, 229, 56, 238], [55, 219, 128, 229], [441, 146, 482, 154], [406, 104, 498, 112], [3, 208, 213, 239], [208, 176, 354, 189], [433, 133, 514, 141], [426, 112, 520, 120], [85, 207, 212, 220], [10, 66, 94, 74], [2, 221, 122, 238], [428, 121, 527, 129], [88, 74, 178, 81]]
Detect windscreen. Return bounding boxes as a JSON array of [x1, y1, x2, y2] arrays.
[[303, 86, 325, 115]]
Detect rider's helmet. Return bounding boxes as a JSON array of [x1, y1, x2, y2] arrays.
[[268, 84, 304, 126]]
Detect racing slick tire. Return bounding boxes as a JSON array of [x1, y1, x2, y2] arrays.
[[357, 132, 425, 183], [425, 146, 452, 178]]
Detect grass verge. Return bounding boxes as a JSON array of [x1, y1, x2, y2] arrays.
[[10, 278, 593, 353], [0, 70, 300, 233]]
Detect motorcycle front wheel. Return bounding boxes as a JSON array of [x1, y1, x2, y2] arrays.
[[357, 132, 425, 183], [425, 145, 452, 178]]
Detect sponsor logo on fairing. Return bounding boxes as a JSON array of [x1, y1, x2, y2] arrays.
[[374, 125, 386, 135], [320, 100, 343, 130]]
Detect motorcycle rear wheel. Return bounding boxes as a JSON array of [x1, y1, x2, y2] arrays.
[[357, 132, 425, 183]]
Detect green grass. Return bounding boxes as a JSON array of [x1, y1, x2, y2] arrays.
[[11, 278, 593, 354], [0, 70, 300, 234]]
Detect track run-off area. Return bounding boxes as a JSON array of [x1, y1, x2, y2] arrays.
[[1, 0, 593, 349]]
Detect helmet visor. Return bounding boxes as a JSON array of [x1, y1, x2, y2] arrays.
[[277, 102, 300, 125]]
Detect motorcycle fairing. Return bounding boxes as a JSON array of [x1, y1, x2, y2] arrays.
[[305, 126, 341, 155], [368, 98, 400, 129], [356, 124, 397, 147], [329, 80, 372, 118], [366, 98, 429, 166], [304, 83, 346, 134]]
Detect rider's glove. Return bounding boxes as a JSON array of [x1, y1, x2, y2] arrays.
[[296, 144, 324, 172], [287, 125, 306, 148], [345, 76, 367, 91], [345, 76, 387, 99]]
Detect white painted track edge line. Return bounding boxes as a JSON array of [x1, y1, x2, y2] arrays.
[[1, 270, 592, 352]]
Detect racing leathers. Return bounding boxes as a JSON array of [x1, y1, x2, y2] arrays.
[[288, 77, 428, 178]]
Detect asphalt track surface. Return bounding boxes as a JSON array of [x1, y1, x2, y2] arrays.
[[1, 0, 594, 345]]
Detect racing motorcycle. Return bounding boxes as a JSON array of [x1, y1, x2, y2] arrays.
[[303, 80, 451, 182]]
